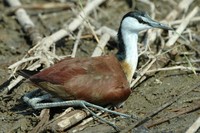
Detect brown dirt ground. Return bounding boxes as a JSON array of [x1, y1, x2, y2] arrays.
[[0, 0, 200, 133]]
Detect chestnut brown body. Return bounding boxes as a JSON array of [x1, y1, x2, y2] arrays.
[[26, 55, 131, 106]]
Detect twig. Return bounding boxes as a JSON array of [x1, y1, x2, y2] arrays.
[[186, 117, 200, 133], [3, 62, 41, 94], [184, 55, 197, 75], [170, 16, 200, 25], [79, 1, 100, 44], [165, 0, 194, 21], [83, 18, 100, 44], [8, 56, 41, 69], [71, 25, 84, 58], [146, 0, 195, 45], [49, 0, 106, 43], [166, 6, 199, 47], [173, 59, 200, 65], [30, 109, 50, 133], [120, 82, 200, 133], [6, 0, 34, 29], [92, 33, 110, 57], [52, 110, 90, 131], [55, 107, 74, 119], [130, 58, 156, 88], [72, 112, 103, 133], [6, 0, 42, 44], [68, 34, 94, 40], [146, 66, 200, 74], [40, 108, 89, 132], [8, 2, 74, 11], [146, 103, 200, 128], [95, 26, 117, 40], [177, 39, 200, 56], [47, 107, 74, 123]]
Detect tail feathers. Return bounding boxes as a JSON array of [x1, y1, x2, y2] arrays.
[[17, 70, 39, 79]]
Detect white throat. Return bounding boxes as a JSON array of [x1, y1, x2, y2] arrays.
[[121, 29, 138, 83]]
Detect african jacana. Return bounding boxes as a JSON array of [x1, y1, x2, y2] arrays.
[[18, 10, 172, 129]]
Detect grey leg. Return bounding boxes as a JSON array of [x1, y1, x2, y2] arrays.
[[23, 89, 53, 108], [23, 89, 63, 108], [24, 96, 136, 118], [23, 89, 138, 131]]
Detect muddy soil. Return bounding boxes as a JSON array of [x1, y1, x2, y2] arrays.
[[0, 0, 200, 133]]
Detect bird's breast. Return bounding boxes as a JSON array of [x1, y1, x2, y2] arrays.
[[119, 61, 133, 83]]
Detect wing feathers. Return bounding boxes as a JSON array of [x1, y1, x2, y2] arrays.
[[20, 55, 131, 106]]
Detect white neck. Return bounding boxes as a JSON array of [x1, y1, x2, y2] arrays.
[[120, 30, 138, 83]]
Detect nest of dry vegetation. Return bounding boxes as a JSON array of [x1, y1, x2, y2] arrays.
[[1, 0, 200, 132]]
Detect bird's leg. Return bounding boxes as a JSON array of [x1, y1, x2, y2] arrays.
[[23, 89, 53, 109], [26, 99, 136, 119], [23, 89, 137, 119], [26, 99, 121, 130], [23, 89, 138, 130]]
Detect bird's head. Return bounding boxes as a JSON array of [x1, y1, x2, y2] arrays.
[[120, 10, 173, 33]]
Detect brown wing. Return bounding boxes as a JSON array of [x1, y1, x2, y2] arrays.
[[30, 55, 131, 106]]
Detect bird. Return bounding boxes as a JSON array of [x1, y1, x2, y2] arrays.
[[18, 10, 172, 112]]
